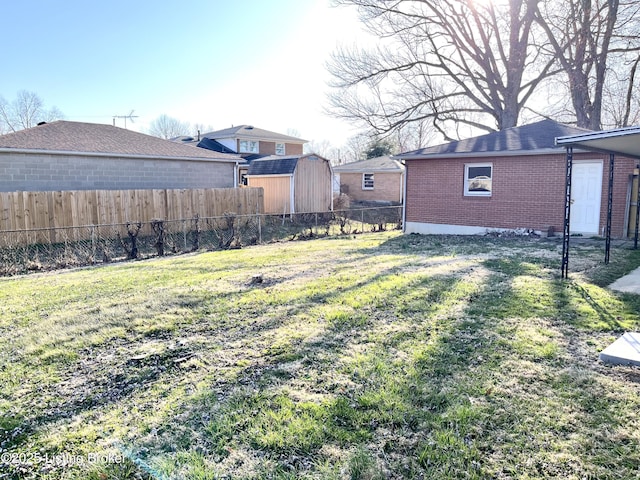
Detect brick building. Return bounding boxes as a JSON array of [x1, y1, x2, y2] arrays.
[[397, 119, 638, 238], [333, 156, 404, 205]]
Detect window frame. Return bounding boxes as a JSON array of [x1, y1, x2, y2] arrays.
[[239, 140, 259, 154], [275, 143, 285, 155], [362, 172, 375, 190], [463, 163, 493, 197]]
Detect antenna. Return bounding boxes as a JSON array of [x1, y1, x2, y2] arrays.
[[112, 110, 139, 129]]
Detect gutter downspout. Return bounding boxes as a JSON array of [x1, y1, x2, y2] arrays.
[[402, 160, 407, 233], [234, 161, 239, 187], [330, 166, 334, 211]]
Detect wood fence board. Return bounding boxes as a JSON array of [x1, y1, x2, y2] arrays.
[[0, 188, 264, 240]]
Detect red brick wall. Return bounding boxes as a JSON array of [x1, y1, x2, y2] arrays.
[[601, 155, 637, 237], [406, 153, 636, 237]]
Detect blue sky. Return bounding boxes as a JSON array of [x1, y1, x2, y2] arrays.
[[1, 0, 367, 144]]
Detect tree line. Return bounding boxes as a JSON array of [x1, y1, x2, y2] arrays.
[[327, 0, 640, 141]]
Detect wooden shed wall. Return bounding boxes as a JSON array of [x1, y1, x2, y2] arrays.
[[247, 176, 292, 214], [294, 156, 332, 213]]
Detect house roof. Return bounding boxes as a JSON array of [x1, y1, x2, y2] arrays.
[[196, 137, 237, 154], [202, 125, 307, 144], [556, 125, 640, 160], [397, 119, 591, 160], [0, 121, 242, 162], [247, 155, 300, 175], [333, 156, 405, 173]]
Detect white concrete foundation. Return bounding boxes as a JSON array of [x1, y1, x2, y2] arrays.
[[405, 222, 497, 235], [599, 332, 640, 366]]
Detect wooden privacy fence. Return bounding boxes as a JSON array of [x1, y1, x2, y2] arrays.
[[0, 187, 264, 235]]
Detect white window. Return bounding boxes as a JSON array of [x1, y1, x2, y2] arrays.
[[363, 173, 374, 190], [464, 163, 492, 196], [239, 140, 259, 153], [275, 143, 285, 155]]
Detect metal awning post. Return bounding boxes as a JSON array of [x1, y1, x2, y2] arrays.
[[561, 147, 573, 279], [605, 153, 614, 263], [635, 164, 640, 249]]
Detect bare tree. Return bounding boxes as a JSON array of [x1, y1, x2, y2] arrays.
[[328, 0, 640, 138], [601, 53, 640, 128], [534, 0, 640, 129], [341, 132, 370, 163], [193, 123, 214, 139], [0, 90, 64, 133], [148, 114, 191, 139], [328, 0, 553, 139]]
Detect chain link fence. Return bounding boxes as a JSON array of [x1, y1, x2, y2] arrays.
[[0, 206, 403, 276]]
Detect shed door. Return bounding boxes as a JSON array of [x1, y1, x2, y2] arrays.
[[571, 161, 603, 235]]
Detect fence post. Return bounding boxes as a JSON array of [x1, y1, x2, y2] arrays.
[[91, 225, 96, 261], [183, 220, 188, 251], [361, 209, 365, 234], [258, 214, 262, 244]]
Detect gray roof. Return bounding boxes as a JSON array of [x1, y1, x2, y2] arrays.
[[247, 155, 299, 175], [202, 125, 307, 144], [0, 121, 242, 162], [333, 156, 405, 173], [397, 119, 591, 159]]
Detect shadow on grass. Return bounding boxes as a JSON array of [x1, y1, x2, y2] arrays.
[[6, 234, 640, 479], [116, 266, 481, 478]]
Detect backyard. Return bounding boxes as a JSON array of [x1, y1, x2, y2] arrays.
[[1, 231, 639, 479]]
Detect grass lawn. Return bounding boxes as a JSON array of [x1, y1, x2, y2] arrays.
[[1, 231, 640, 479]]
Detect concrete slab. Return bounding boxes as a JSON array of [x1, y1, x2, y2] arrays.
[[599, 332, 640, 366], [608, 266, 640, 294]]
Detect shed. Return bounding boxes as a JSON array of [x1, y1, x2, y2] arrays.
[[333, 156, 405, 205], [246, 153, 333, 214], [396, 119, 639, 238]]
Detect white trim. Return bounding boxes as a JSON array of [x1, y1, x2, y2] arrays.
[[556, 125, 640, 145], [290, 174, 295, 214], [464, 162, 492, 197], [402, 164, 407, 231], [362, 172, 374, 190], [239, 140, 259, 154]]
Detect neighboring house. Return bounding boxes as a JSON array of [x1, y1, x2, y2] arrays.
[[246, 154, 333, 214], [0, 121, 243, 192], [396, 119, 638, 238], [333, 156, 405, 205], [179, 125, 308, 185]]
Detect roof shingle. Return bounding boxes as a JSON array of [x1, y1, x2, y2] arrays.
[[333, 156, 404, 173], [247, 155, 300, 175], [0, 121, 242, 162], [398, 119, 591, 158], [202, 125, 307, 144]]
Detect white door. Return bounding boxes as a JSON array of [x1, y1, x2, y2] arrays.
[[571, 161, 603, 235]]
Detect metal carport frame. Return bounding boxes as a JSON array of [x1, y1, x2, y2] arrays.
[[555, 125, 640, 278]]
